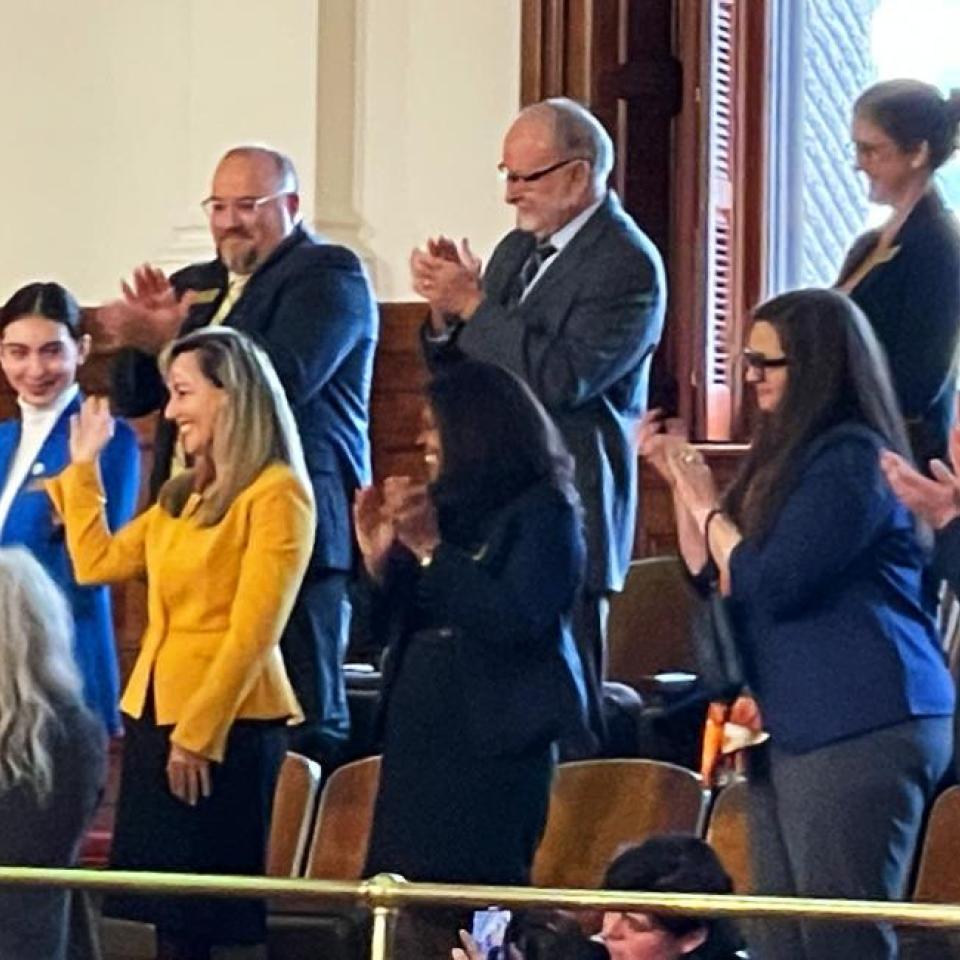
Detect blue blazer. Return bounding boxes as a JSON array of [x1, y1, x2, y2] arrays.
[[728, 422, 954, 753], [0, 395, 139, 732]]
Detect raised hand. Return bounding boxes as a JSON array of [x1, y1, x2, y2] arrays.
[[98, 263, 197, 353], [880, 449, 960, 529], [69, 396, 115, 464]]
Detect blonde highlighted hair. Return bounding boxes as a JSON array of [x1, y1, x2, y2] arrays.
[[157, 327, 310, 525], [0, 547, 86, 801]]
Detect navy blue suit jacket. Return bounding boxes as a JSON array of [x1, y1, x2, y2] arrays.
[[375, 482, 589, 756], [729, 423, 954, 753], [0, 395, 139, 732], [839, 190, 960, 464], [423, 192, 666, 594], [111, 224, 378, 571]]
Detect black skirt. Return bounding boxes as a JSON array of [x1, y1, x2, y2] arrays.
[[104, 704, 286, 945], [365, 630, 555, 886]]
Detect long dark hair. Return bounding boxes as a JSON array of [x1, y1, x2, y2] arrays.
[[427, 360, 578, 548], [724, 288, 910, 539], [0, 282, 82, 338]]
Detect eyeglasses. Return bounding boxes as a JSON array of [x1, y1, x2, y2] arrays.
[[741, 349, 789, 378], [200, 191, 292, 220], [847, 138, 900, 162], [496, 156, 589, 184]]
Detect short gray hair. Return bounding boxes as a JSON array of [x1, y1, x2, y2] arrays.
[[220, 144, 299, 193], [523, 97, 614, 185]]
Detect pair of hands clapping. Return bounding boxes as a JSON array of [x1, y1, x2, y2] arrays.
[[881, 422, 960, 530], [354, 477, 440, 580], [637, 410, 720, 524], [410, 235, 483, 325]]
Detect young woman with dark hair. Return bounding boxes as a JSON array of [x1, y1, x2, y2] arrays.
[[0, 281, 138, 733], [355, 360, 587, 955], [643, 289, 954, 960], [838, 79, 960, 464]]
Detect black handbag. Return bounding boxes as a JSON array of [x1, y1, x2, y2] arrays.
[[689, 572, 746, 703]]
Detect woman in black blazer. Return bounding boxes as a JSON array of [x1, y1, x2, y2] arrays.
[[837, 79, 960, 465], [356, 360, 587, 900]]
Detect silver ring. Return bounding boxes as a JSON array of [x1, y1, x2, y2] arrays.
[[681, 451, 702, 465]]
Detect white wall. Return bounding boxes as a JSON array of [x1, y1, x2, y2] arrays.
[[0, 0, 519, 304]]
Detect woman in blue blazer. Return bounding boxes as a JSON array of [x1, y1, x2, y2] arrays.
[[0, 283, 138, 733], [645, 289, 954, 960]]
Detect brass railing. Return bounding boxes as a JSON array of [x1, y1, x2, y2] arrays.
[[2, 867, 959, 959]]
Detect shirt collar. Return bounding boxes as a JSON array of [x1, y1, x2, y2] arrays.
[[18, 382, 79, 425], [547, 194, 605, 253]]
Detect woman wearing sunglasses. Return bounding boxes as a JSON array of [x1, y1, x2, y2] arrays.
[[642, 289, 953, 960]]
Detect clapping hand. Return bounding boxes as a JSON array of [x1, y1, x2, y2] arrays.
[[69, 396, 115, 464], [353, 485, 396, 581], [98, 263, 197, 353], [880, 446, 960, 530], [411, 237, 483, 320], [390, 480, 439, 563]]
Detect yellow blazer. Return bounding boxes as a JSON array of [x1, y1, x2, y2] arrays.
[[47, 460, 315, 761]]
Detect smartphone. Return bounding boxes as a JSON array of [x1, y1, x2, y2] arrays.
[[471, 907, 512, 959]]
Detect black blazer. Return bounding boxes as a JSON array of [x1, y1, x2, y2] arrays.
[[838, 190, 960, 464], [423, 192, 666, 594], [111, 224, 379, 571], [374, 482, 589, 757]]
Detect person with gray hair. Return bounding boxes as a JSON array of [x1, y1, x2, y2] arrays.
[[0, 546, 106, 960], [412, 96, 666, 753]]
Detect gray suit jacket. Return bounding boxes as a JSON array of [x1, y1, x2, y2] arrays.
[[423, 192, 665, 593]]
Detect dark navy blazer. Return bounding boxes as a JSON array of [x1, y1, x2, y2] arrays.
[[839, 190, 960, 464], [375, 482, 589, 756], [111, 224, 378, 572], [0, 394, 139, 732], [729, 422, 954, 754]]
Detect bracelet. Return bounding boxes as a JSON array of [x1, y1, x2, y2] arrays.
[[703, 507, 724, 540]]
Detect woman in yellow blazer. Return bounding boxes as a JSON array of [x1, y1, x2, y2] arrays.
[[47, 327, 314, 960]]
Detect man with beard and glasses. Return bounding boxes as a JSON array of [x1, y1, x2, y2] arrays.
[[99, 145, 378, 766]]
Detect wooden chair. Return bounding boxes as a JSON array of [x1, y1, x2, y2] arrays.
[[304, 755, 382, 880], [531, 759, 709, 888], [267, 752, 323, 878], [705, 778, 753, 894], [607, 556, 701, 689], [912, 786, 960, 903]]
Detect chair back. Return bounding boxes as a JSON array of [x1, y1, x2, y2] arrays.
[[532, 759, 708, 888], [305, 755, 382, 880], [913, 786, 960, 903], [267, 751, 322, 877], [607, 557, 701, 687], [705, 778, 752, 894]]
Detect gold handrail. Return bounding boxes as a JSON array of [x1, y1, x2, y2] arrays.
[[3, 867, 959, 958]]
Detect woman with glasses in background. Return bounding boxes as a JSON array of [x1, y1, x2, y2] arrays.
[[838, 79, 960, 466], [641, 289, 954, 960]]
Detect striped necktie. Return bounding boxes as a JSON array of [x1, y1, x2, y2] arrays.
[[511, 241, 557, 305]]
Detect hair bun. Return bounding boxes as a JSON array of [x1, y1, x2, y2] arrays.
[[947, 88, 960, 124]]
